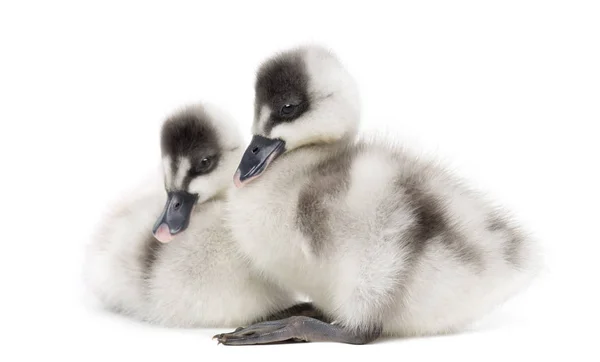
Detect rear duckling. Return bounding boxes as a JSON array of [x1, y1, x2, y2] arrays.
[[84, 103, 321, 327], [216, 46, 542, 344]]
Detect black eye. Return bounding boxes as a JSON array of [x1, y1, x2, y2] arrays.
[[280, 104, 297, 116], [194, 157, 212, 173], [200, 157, 211, 167]]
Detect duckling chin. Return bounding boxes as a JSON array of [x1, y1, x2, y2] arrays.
[[84, 103, 324, 328], [217, 46, 542, 344]]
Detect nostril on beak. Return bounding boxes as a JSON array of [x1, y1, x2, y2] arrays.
[[173, 201, 181, 210], [251, 147, 259, 154]]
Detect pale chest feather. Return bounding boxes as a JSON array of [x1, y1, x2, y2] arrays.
[[227, 178, 329, 293]]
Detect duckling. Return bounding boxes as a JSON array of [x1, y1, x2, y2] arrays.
[[84, 103, 323, 328], [215, 46, 542, 344]]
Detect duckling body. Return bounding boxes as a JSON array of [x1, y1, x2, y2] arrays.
[[86, 186, 302, 327], [217, 46, 542, 344], [84, 104, 311, 328], [228, 140, 539, 337]]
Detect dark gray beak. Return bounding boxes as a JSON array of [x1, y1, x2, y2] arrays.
[[152, 191, 199, 243], [233, 135, 286, 188]]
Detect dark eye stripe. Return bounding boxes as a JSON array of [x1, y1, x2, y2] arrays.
[[263, 101, 310, 136], [254, 51, 311, 136], [182, 155, 221, 188]]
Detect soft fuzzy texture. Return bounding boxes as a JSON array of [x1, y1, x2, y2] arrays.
[[227, 45, 542, 339], [83, 103, 298, 327]]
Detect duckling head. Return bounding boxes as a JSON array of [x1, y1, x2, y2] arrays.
[[152, 103, 242, 243], [234, 45, 360, 187]]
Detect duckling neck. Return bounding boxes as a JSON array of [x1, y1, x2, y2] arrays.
[[293, 133, 356, 154], [195, 189, 229, 212]]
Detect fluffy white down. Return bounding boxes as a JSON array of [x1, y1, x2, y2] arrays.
[[228, 136, 542, 337], [83, 99, 297, 328], [230, 45, 542, 337], [83, 176, 297, 327]]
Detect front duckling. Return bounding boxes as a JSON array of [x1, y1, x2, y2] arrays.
[[217, 46, 542, 344], [84, 103, 321, 327]]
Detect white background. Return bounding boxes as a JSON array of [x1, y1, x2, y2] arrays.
[[1, 1, 599, 361]]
